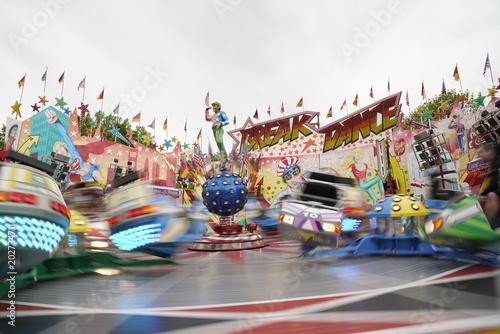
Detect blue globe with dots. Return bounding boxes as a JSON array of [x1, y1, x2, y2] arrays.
[[202, 171, 248, 216]]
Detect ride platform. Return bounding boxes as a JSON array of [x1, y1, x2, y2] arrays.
[[1, 238, 500, 334]]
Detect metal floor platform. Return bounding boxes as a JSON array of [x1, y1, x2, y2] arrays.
[[2, 237, 500, 334]]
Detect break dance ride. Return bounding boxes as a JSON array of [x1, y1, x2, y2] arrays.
[[278, 124, 500, 264]]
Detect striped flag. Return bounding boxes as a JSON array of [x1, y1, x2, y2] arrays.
[[78, 77, 86, 90], [18, 74, 26, 88], [163, 117, 168, 130], [296, 97, 303, 107], [253, 109, 259, 120], [132, 112, 141, 122], [113, 103, 120, 115], [58, 71, 65, 84], [453, 65, 460, 81], [406, 91, 409, 107], [352, 93, 358, 107], [441, 79, 446, 95], [233, 115, 236, 126], [483, 53, 491, 76], [280, 102, 285, 114], [242, 142, 250, 165], [421, 81, 426, 100], [192, 147, 204, 170], [204, 142, 213, 167], [97, 88, 104, 100], [148, 118, 155, 129], [369, 86, 374, 99], [197, 128, 202, 141], [41, 68, 47, 81], [184, 119, 187, 132], [326, 106, 332, 118], [267, 105, 271, 116], [387, 78, 390, 92], [205, 91, 210, 106], [340, 99, 347, 110]]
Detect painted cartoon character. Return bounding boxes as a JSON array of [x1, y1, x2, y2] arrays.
[[270, 156, 306, 208], [5, 124, 19, 151], [449, 114, 466, 152], [342, 147, 384, 203]]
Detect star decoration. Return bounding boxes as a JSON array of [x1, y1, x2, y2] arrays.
[[422, 108, 433, 121], [96, 113, 105, 121], [438, 101, 449, 111], [126, 129, 134, 137], [31, 103, 40, 112], [90, 120, 97, 127], [302, 138, 317, 153], [86, 128, 93, 135], [54, 96, 68, 109], [182, 142, 190, 150], [64, 107, 71, 115], [163, 139, 173, 150], [414, 106, 424, 115], [474, 93, 486, 108], [432, 111, 443, 119], [110, 126, 121, 137], [38, 96, 49, 106], [171, 136, 178, 142], [192, 142, 199, 148], [11, 101, 22, 118], [152, 143, 158, 150], [135, 134, 143, 142], [78, 102, 90, 116], [143, 134, 153, 146], [158, 145, 165, 152], [457, 94, 467, 103], [487, 87, 498, 97]]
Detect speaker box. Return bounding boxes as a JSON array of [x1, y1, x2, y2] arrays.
[[111, 170, 141, 188], [414, 130, 432, 142], [53, 153, 70, 163]]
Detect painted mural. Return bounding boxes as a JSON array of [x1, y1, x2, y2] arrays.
[[4, 91, 498, 208]]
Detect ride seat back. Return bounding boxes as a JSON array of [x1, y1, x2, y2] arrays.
[[301, 181, 339, 207]]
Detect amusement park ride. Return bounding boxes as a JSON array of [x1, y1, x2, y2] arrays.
[[4, 107, 500, 293], [278, 109, 500, 264]]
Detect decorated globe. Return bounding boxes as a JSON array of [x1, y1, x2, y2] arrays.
[[202, 171, 248, 216]]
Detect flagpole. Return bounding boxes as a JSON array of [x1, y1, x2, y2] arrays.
[[100, 87, 104, 111], [407, 91, 411, 113], [43, 67, 47, 95], [456, 64, 463, 92], [19, 75, 25, 102], [489, 62, 495, 86], [82, 79, 86, 102], [61, 74, 65, 97]]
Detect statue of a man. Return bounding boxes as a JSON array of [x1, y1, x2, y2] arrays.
[[205, 101, 229, 170]]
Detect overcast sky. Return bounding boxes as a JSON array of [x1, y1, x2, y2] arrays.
[[2, 0, 499, 152]]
